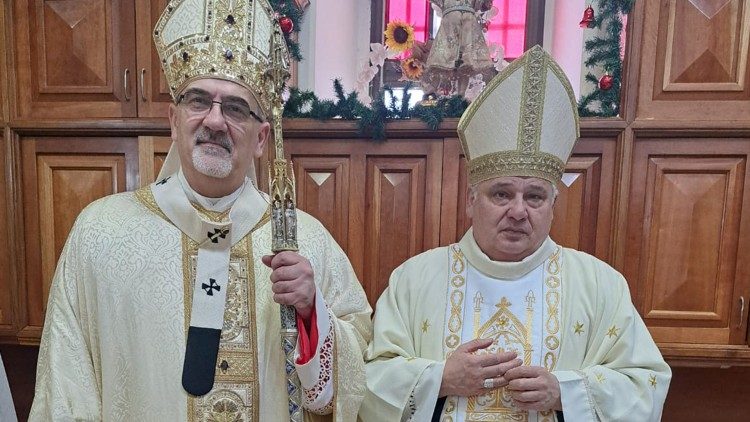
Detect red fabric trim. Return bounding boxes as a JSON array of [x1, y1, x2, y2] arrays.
[[295, 305, 318, 364]]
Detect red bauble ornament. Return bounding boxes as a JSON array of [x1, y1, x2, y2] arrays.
[[579, 5, 595, 28], [279, 16, 294, 34], [598, 74, 614, 91], [482, 21, 490, 33]]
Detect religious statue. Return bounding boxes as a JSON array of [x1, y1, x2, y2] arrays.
[[284, 195, 297, 242], [423, 0, 497, 97]]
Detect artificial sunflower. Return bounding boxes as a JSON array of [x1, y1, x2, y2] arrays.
[[384, 20, 415, 53], [400, 57, 424, 80]]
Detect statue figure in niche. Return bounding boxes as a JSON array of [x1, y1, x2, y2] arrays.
[[424, 0, 497, 97]]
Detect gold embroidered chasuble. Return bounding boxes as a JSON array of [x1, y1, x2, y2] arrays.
[[362, 229, 670, 422], [29, 182, 371, 421]]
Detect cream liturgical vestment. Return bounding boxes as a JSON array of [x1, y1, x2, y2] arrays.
[[29, 173, 372, 421], [362, 229, 670, 421]]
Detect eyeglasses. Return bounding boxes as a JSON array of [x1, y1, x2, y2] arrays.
[[177, 91, 265, 124]]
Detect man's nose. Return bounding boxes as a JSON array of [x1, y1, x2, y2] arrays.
[[202, 102, 229, 132], [507, 196, 528, 220]]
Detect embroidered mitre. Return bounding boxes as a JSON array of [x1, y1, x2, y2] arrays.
[[153, 0, 290, 114], [457, 45, 580, 185]]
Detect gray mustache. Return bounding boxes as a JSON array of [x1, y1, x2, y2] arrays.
[[195, 129, 233, 152]]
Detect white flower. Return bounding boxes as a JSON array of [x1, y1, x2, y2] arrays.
[[354, 64, 379, 102], [369, 43, 398, 68], [487, 43, 509, 72], [464, 74, 486, 102]]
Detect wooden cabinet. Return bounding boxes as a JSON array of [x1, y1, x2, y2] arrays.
[[11, 0, 171, 119], [625, 137, 750, 354], [1, 1, 8, 123], [285, 136, 444, 306], [18, 136, 139, 343], [0, 133, 15, 338], [635, 0, 750, 121], [135, 0, 171, 118]]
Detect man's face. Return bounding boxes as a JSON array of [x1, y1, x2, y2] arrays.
[[168, 78, 270, 183], [466, 176, 556, 262]]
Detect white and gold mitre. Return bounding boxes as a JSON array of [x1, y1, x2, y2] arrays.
[[153, 0, 290, 113], [457, 45, 580, 185]]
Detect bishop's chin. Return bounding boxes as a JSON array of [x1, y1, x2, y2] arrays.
[[192, 148, 233, 179]]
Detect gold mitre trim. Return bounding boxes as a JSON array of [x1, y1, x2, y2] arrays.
[[457, 45, 580, 185], [153, 0, 290, 113]]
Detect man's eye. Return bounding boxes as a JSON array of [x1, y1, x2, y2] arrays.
[[188, 96, 212, 108], [223, 103, 249, 117]]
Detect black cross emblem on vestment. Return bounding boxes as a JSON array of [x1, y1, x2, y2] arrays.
[[202, 278, 221, 296], [207, 228, 229, 243], [156, 176, 171, 186]]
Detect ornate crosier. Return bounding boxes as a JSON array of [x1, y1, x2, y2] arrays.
[[266, 26, 303, 422]]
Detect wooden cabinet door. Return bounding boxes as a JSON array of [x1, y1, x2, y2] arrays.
[[1, 2, 7, 124], [625, 138, 750, 346], [135, 0, 172, 118], [285, 138, 444, 307], [636, 0, 750, 121], [19, 136, 138, 343], [12, 0, 137, 119], [0, 133, 16, 339], [439, 136, 618, 262]]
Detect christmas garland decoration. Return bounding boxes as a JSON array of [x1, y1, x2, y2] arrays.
[[284, 79, 468, 140], [577, 0, 634, 117], [269, 0, 304, 60]]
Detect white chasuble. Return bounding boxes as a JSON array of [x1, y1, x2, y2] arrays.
[[362, 230, 670, 422], [440, 245, 560, 422], [29, 176, 372, 422]]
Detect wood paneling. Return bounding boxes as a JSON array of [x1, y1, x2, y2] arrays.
[[138, 135, 171, 186], [12, 0, 137, 118], [135, 0, 172, 117], [637, 0, 750, 120], [626, 138, 750, 345], [285, 138, 443, 306], [1, 2, 7, 123], [293, 156, 350, 251], [0, 134, 15, 336], [19, 137, 138, 342]]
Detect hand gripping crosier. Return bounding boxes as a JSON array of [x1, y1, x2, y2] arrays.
[[265, 27, 302, 422]]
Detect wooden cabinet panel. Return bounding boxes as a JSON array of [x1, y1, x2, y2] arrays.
[[637, 0, 750, 120], [1, 2, 7, 123], [13, 0, 137, 118], [20, 137, 138, 341], [293, 156, 350, 251], [439, 137, 617, 261], [0, 134, 15, 336], [284, 138, 443, 306], [626, 139, 750, 345], [135, 0, 172, 117]]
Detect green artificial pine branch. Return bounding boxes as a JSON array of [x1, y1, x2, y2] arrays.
[[577, 0, 633, 117]]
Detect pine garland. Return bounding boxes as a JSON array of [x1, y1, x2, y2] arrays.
[[283, 79, 468, 140], [577, 0, 634, 117], [269, 0, 304, 61]]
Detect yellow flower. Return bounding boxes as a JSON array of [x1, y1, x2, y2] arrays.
[[401, 57, 424, 80], [384, 20, 415, 53]]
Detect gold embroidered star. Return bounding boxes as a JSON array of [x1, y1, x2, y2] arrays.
[[595, 373, 606, 383], [406, 356, 416, 362], [421, 319, 431, 333], [649, 374, 657, 388], [607, 325, 619, 338], [574, 321, 585, 335]]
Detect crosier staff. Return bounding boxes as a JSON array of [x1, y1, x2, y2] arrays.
[[266, 27, 302, 422]]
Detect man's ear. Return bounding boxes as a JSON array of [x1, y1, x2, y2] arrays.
[[254, 121, 271, 158], [466, 185, 476, 220], [168, 103, 179, 143]]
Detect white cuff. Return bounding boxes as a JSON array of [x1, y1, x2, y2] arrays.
[[404, 362, 445, 422], [553, 370, 598, 422]]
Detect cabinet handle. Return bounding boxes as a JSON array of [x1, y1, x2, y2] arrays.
[[739, 296, 746, 328], [140, 68, 147, 102], [124, 68, 131, 102]]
